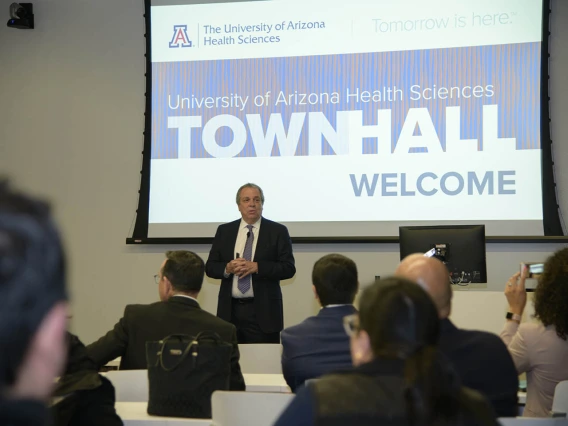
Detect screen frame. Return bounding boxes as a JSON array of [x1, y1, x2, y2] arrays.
[[128, 0, 565, 245]]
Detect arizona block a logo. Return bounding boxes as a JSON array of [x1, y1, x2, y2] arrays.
[[169, 25, 192, 48]]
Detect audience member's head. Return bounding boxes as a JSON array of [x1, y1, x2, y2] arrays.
[[348, 277, 439, 366], [534, 247, 568, 340], [157, 250, 204, 301], [347, 277, 463, 424], [311, 254, 358, 307], [0, 181, 68, 401], [395, 253, 452, 319]]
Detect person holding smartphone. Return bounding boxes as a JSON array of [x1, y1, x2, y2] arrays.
[[501, 247, 568, 417]]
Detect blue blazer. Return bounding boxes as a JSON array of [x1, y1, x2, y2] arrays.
[[281, 305, 356, 392]]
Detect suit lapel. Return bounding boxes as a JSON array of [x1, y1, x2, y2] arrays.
[[226, 219, 241, 259], [253, 217, 269, 262], [251, 218, 269, 294]]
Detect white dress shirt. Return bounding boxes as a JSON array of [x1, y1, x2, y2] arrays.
[[231, 217, 261, 298]]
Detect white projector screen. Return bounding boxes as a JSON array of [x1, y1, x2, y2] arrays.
[[135, 0, 560, 240]]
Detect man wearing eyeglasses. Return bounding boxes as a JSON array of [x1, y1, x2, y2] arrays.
[[280, 254, 358, 391], [206, 183, 296, 344], [86, 250, 245, 390]]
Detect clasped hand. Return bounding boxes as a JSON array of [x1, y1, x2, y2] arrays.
[[226, 258, 258, 278]]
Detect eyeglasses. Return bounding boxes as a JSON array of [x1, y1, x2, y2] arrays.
[[153, 274, 160, 284], [343, 314, 360, 337]]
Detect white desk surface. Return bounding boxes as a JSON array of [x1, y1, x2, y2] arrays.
[[243, 373, 291, 393], [104, 371, 290, 403], [116, 402, 212, 425]]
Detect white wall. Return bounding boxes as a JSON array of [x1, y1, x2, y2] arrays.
[[0, 0, 566, 344]]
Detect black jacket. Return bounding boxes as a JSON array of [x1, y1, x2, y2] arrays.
[[0, 399, 48, 426], [311, 358, 498, 426], [86, 296, 245, 390], [206, 217, 295, 333], [274, 357, 498, 426], [438, 319, 519, 417], [52, 333, 123, 426]]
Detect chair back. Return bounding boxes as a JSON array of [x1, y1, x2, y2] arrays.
[[552, 381, 568, 416], [238, 344, 283, 374], [211, 391, 293, 426], [103, 370, 149, 402]]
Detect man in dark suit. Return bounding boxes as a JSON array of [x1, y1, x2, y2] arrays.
[[206, 183, 296, 344], [281, 254, 358, 392], [87, 250, 245, 390], [395, 254, 519, 417]]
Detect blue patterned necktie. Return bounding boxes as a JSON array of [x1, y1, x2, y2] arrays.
[[238, 225, 254, 294]]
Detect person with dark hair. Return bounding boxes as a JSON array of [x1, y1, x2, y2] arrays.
[[281, 254, 358, 391], [500, 247, 568, 417], [395, 254, 519, 417], [274, 277, 497, 426], [206, 183, 296, 344], [87, 250, 245, 390], [0, 181, 69, 425]]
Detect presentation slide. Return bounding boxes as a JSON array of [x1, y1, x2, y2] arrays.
[[147, 0, 545, 238]]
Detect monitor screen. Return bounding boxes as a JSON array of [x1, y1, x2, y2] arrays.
[[399, 225, 487, 284]]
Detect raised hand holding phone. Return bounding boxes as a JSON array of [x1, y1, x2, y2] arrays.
[[504, 267, 528, 315]]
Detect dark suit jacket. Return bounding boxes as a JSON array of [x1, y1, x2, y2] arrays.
[[86, 296, 245, 390], [281, 305, 356, 392], [205, 217, 296, 333], [53, 333, 122, 426], [274, 358, 498, 426], [0, 400, 48, 426], [438, 318, 518, 417]]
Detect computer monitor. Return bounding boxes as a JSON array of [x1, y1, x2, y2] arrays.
[[399, 225, 487, 284]]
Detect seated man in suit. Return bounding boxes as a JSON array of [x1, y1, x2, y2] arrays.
[[395, 254, 519, 417], [281, 254, 358, 392], [87, 250, 245, 390]]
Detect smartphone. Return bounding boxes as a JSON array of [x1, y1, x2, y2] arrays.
[[521, 262, 544, 278], [520, 262, 544, 292], [424, 248, 436, 258]]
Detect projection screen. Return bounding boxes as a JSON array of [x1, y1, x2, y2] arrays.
[[130, 0, 562, 242]]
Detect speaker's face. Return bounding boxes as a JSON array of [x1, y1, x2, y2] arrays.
[[238, 187, 263, 224]]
